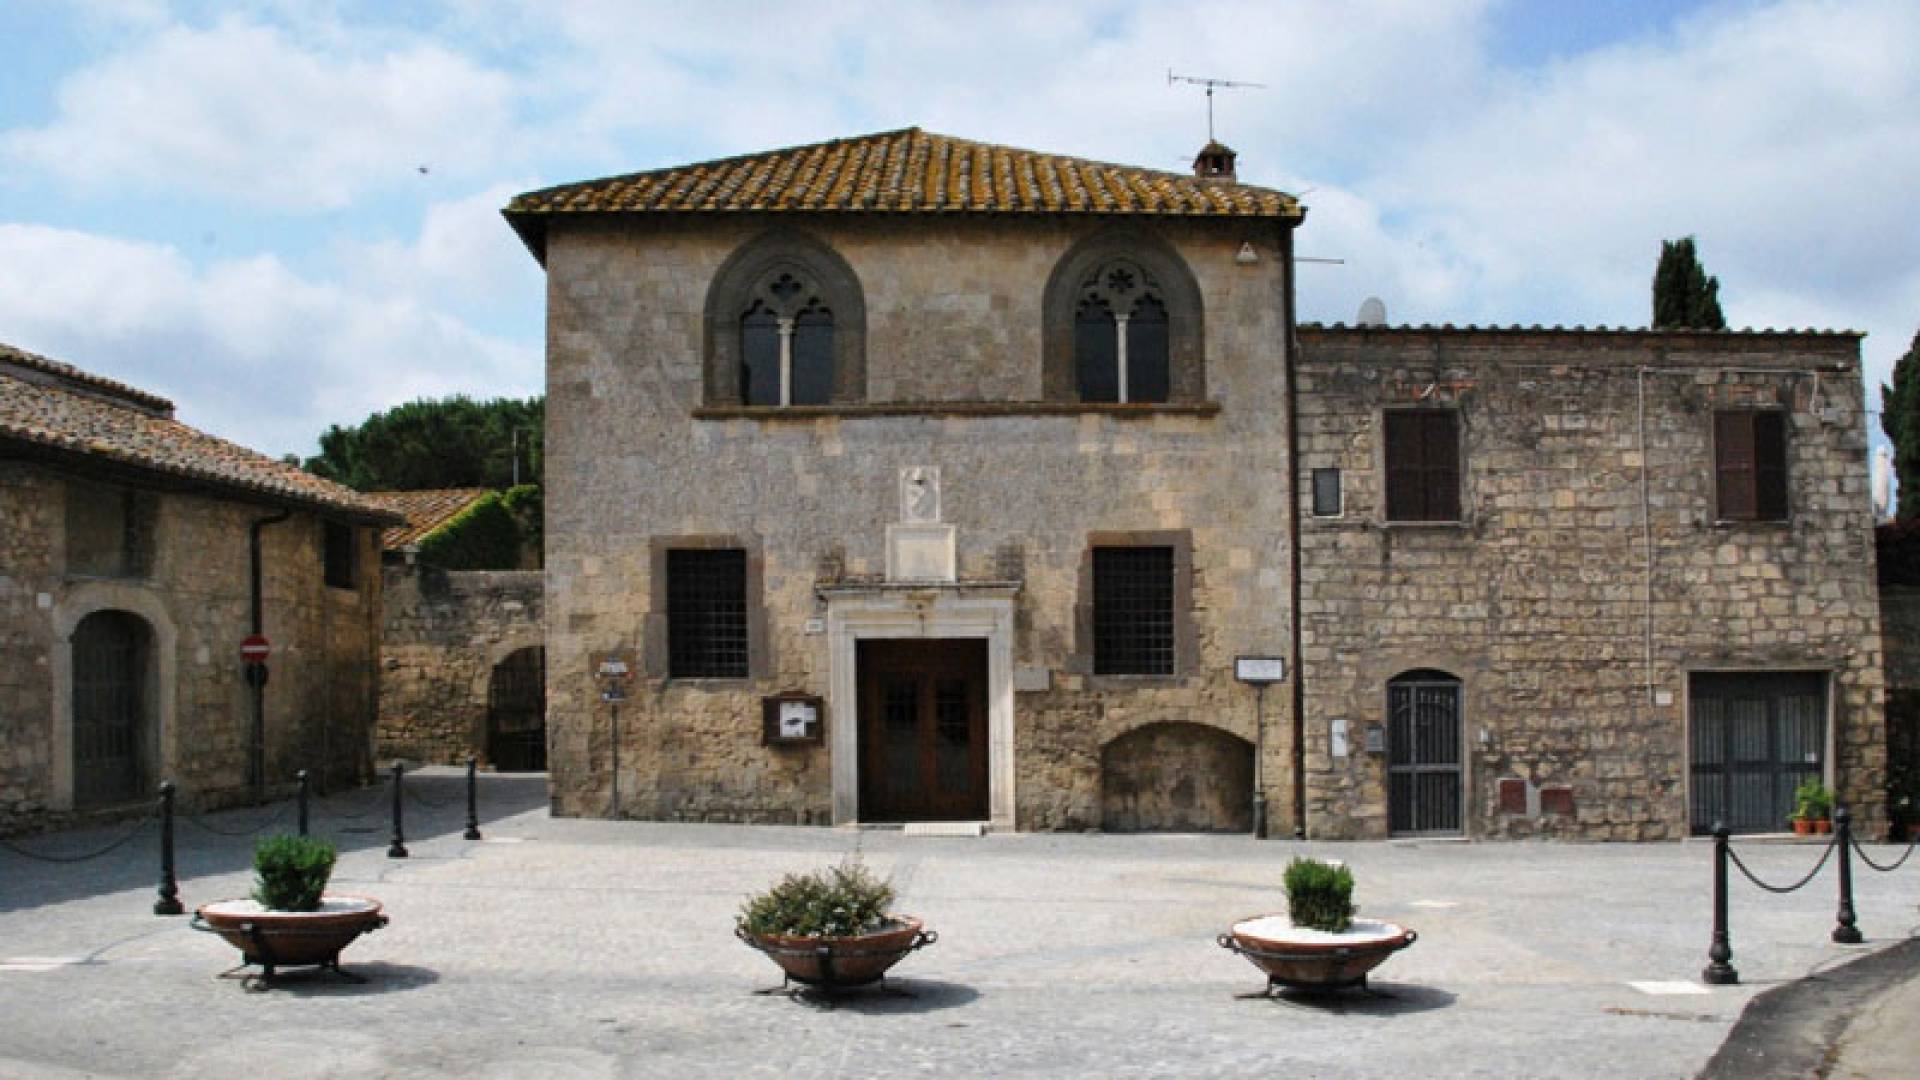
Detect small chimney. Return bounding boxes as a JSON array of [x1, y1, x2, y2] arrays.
[[1192, 140, 1237, 181]]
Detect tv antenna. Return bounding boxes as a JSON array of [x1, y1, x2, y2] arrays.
[[1167, 70, 1265, 141]]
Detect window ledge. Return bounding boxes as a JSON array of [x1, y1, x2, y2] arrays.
[[693, 401, 1222, 421], [1379, 520, 1471, 530], [1085, 674, 1190, 691], [1711, 518, 1792, 528]]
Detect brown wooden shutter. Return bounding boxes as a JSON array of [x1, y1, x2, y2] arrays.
[[1715, 412, 1756, 520], [1384, 412, 1424, 520], [1422, 411, 1460, 521], [1753, 411, 1788, 520]]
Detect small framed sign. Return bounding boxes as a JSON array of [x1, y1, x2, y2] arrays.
[[762, 692, 824, 746], [1234, 656, 1287, 685]]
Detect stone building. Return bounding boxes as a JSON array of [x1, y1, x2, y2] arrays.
[[0, 344, 398, 829], [504, 128, 1884, 838], [370, 490, 548, 770]]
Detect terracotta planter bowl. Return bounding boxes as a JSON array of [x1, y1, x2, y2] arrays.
[[195, 895, 386, 968], [1219, 916, 1417, 990], [737, 916, 932, 988]]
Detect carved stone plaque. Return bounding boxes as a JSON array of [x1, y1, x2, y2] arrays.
[[900, 466, 941, 524]]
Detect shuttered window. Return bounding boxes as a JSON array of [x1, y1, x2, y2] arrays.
[[1715, 411, 1788, 522], [1384, 410, 1461, 522]]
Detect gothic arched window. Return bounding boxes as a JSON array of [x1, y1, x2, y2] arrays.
[[1043, 231, 1204, 404], [704, 232, 866, 406]]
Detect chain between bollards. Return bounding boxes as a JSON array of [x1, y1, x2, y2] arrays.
[[153, 782, 182, 916], [1702, 822, 1737, 984], [387, 761, 409, 858], [1832, 806, 1862, 944], [296, 770, 310, 838], [463, 756, 482, 841]]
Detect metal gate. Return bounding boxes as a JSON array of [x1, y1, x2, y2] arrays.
[[72, 610, 150, 807], [487, 647, 546, 772], [1690, 672, 1826, 835], [1388, 673, 1463, 836]]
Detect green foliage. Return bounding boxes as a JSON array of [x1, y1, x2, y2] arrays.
[[251, 834, 337, 912], [415, 491, 522, 570], [1652, 236, 1728, 330], [1283, 857, 1355, 933], [1792, 778, 1834, 822], [501, 483, 544, 567], [304, 395, 542, 492], [738, 858, 897, 938], [1881, 331, 1920, 519]]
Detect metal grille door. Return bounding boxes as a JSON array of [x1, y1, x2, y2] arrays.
[[1690, 672, 1825, 834], [1388, 675, 1462, 835], [487, 647, 546, 772], [72, 610, 149, 807]]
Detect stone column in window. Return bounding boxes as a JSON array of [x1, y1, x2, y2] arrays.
[[776, 317, 795, 407], [1115, 312, 1131, 405]]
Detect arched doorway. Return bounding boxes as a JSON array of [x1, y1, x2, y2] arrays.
[[71, 610, 153, 807], [1100, 722, 1253, 832], [1387, 669, 1464, 836], [487, 647, 546, 771]]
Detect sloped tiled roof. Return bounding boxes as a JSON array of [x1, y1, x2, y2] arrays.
[[0, 343, 401, 523], [366, 488, 493, 550], [505, 127, 1303, 261]]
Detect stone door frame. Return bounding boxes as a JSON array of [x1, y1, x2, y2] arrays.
[[822, 584, 1016, 829], [51, 583, 177, 812]]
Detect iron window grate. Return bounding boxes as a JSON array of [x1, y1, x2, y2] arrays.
[[1093, 546, 1175, 675], [668, 549, 749, 678]]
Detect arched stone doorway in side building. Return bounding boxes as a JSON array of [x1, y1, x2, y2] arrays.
[[487, 646, 546, 771], [1387, 669, 1465, 837], [1100, 722, 1254, 832], [70, 609, 156, 808]]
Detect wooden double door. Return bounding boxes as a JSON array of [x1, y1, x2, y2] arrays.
[[858, 639, 988, 822]]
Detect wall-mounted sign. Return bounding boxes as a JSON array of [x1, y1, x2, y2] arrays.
[[1234, 656, 1287, 685], [592, 650, 636, 681], [762, 692, 824, 747]]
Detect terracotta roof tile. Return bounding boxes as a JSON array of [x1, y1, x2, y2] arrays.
[[504, 127, 1302, 260], [0, 344, 400, 523], [365, 488, 494, 550]]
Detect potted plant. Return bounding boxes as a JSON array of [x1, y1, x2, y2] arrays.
[[734, 858, 935, 991], [1791, 778, 1834, 836], [193, 834, 386, 980], [1217, 857, 1416, 993]]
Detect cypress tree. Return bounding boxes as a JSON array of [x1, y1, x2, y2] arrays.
[[1652, 236, 1728, 330], [1883, 330, 1920, 518]]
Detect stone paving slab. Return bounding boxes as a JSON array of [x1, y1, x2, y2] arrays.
[[1, 770, 1916, 1078]]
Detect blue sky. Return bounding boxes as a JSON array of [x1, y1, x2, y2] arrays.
[[2, 0, 1916, 460]]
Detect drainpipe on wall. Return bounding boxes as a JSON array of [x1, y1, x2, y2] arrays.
[[249, 509, 292, 800], [1282, 218, 1308, 840]]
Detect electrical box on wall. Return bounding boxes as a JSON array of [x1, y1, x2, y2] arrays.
[[762, 692, 824, 747]]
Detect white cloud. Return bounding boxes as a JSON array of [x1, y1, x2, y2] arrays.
[[0, 223, 539, 456], [336, 180, 545, 318], [4, 15, 519, 209]]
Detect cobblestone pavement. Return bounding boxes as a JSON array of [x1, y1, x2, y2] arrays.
[[1, 769, 1916, 1079]]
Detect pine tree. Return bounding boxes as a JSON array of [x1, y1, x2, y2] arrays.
[[1883, 330, 1920, 519], [1652, 236, 1728, 330]]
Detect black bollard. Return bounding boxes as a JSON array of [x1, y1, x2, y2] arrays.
[[1832, 806, 1862, 944], [153, 782, 183, 916], [296, 769, 310, 838], [387, 762, 409, 858], [1702, 822, 1738, 984], [463, 756, 482, 841]]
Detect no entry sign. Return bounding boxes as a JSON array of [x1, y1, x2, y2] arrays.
[[239, 634, 270, 663]]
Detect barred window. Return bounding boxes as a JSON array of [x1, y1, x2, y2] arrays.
[[1384, 410, 1461, 522], [1092, 546, 1175, 675], [667, 549, 749, 678], [1714, 410, 1788, 522]]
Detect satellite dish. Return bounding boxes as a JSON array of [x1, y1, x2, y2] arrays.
[[1872, 446, 1893, 520], [1357, 297, 1387, 327]]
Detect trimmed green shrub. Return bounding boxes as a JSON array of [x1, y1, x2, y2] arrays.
[[1284, 857, 1355, 933], [738, 858, 896, 938], [251, 834, 337, 912], [1793, 778, 1834, 822], [416, 490, 521, 570]]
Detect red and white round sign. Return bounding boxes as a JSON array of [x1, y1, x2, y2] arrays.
[[239, 634, 270, 663]]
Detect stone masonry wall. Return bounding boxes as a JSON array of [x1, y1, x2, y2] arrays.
[[1295, 329, 1884, 840], [0, 460, 382, 831], [378, 563, 545, 765], [542, 213, 1298, 829]]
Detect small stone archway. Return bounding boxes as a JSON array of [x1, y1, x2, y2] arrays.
[[51, 584, 177, 812], [486, 645, 546, 771], [1100, 722, 1254, 833], [69, 609, 157, 808]]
